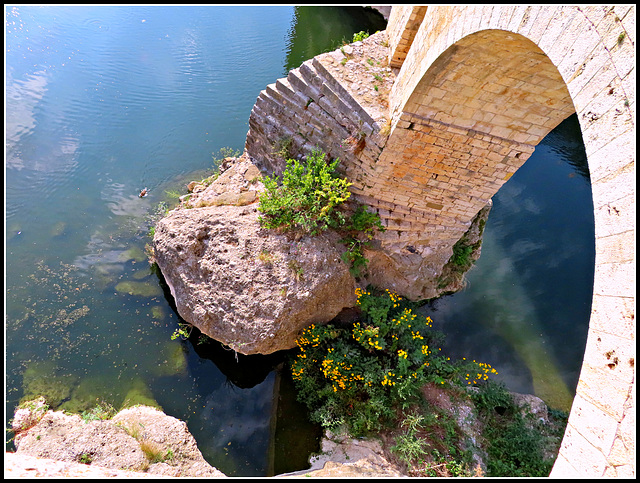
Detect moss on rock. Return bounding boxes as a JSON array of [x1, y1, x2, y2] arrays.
[[21, 361, 78, 409], [120, 377, 162, 411]]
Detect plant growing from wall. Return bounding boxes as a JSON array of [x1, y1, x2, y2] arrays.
[[449, 238, 478, 271], [340, 205, 385, 277]]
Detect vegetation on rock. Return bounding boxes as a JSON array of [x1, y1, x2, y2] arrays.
[[289, 288, 567, 477], [258, 148, 352, 235], [257, 148, 384, 276]]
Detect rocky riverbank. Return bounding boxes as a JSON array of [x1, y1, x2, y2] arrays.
[[7, 386, 559, 478], [8, 399, 225, 477], [6, 398, 407, 478]]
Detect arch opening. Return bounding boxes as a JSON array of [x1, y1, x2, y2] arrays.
[[365, 30, 582, 300]]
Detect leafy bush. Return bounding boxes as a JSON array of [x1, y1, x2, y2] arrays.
[[257, 148, 384, 275], [471, 380, 566, 477], [290, 288, 497, 437], [470, 379, 514, 415], [258, 149, 352, 235], [449, 238, 476, 269], [484, 417, 553, 477], [340, 205, 385, 277], [352, 31, 370, 42]]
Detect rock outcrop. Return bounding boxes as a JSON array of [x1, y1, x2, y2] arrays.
[[153, 155, 357, 355], [10, 402, 225, 477], [5, 453, 168, 478], [7, 388, 555, 478], [278, 431, 405, 478]]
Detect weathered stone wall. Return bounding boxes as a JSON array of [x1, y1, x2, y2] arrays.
[[386, 6, 427, 69], [245, 31, 391, 181]]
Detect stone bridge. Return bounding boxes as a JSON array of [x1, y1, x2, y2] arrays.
[[245, 5, 635, 477]]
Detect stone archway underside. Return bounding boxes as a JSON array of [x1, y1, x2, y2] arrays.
[[363, 29, 577, 299], [384, 5, 635, 478]]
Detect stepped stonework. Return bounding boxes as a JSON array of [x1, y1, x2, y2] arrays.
[[245, 30, 489, 300]]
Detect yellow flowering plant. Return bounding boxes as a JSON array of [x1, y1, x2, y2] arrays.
[[290, 288, 499, 437]]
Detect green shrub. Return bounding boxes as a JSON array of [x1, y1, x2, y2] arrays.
[[290, 289, 565, 477], [78, 453, 93, 464], [257, 148, 384, 276], [258, 149, 352, 235], [212, 146, 241, 170], [450, 239, 475, 269], [471, 380, 514, 415], [290, 288, 497, 437], [471, 380, 565, 477], [483, 414, 554, 477], [352, 31, 370, 42], [340, 205, 385, 277], [348, 204, 385, 237]]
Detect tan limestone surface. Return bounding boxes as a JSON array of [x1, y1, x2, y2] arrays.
[[152, 155, 357, 355]]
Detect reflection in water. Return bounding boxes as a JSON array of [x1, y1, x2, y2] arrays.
[[284, 6, 387, 72], [456, 229, 573, 411], [200, 376, 274, 474], [5, 69, 50, 163], [420, 115, 594, 412]]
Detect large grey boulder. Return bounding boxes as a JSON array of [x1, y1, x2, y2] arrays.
[[153, 156, 357, 355]]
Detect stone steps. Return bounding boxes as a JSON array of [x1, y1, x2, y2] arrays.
[[245, 43, 390, 177]]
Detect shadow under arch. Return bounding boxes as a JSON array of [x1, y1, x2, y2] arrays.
[[367, 28, 582, 301]]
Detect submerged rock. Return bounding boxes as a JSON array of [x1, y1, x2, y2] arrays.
[[59, 373, 121, 414], [153, 155, 357, 355], [151, 341, 188, 377], [115, 280, 163, 297], [150, 305, 165, 320], [50, 221, 67, 237], [21, 361, 78, 409], [121, 378, 162, 411], [119, 246, 147, 263]]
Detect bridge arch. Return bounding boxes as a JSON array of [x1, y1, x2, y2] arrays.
[[244, 5, 634, 477], [382, 5, 635, 477]]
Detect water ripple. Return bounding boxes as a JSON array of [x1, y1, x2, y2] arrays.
[[82, 18, 111, 32]]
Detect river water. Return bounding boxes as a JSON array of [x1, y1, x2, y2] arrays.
[[5, 5, 592, 476], [419, 115, 594, 413], [4, 5, 386, 476]]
